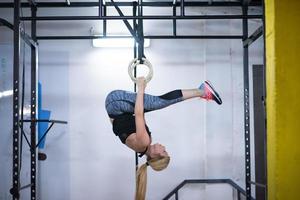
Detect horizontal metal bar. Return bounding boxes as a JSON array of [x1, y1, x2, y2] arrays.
[[0, 18, 14, 30], [20, 15, 262, 21], [21, 119, 68, 124], [243, 26, 263, 47], [148, 35, 243, 39], [249, 180, 266, 188], [36, 35, 243, 40], [162, 179, 256, 200], [0, 1, 262, 8], [37, 35, 131, 40], [19, 183, 33, 191], [185, 179, 229, 184], [162, 179, 231, 200]]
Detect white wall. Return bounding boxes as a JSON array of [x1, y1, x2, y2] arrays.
[[0, 5, 263, 200], [0, 43, 14, 200]]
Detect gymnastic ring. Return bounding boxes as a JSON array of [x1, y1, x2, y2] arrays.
[[128, 58, 153, 83]]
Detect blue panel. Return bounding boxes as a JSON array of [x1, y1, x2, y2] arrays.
[[38, 109, 51, 149], [38, 82, 51, 149]]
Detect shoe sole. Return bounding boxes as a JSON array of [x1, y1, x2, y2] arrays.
[[205, 81, 222, 105]]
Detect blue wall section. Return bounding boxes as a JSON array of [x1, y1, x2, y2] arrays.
[[38, 82, 51, 149]]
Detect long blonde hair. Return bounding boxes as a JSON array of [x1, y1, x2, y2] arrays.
[[135, 156, 170, 200]]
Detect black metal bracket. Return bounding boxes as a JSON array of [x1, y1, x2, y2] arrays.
[[20, 27, 38, 48], [9, 183, 33, 199], [110, 0, 145, 60], [243, 26, 263, 47], [249, 180, 266, 188], [110, 0, 137, 40], [20, 119, 67, 150], [110, 0, 145, 61], [0, 18, 38, 48], [0, 18, 14, 29]]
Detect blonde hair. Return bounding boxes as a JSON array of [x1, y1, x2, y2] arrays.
[[135, 156, 170, 200]]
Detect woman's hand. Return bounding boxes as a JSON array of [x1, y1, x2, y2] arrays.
[[137, 76, 147, 91]]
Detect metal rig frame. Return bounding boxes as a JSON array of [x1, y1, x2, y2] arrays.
[[0, 0, 265, 199]]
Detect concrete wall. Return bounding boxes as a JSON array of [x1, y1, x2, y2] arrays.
[[0, 5, 263, 200]]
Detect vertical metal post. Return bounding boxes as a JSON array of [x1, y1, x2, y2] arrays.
[[133, 1, 138, 171], [12, 0, 21, 199], [30, 5, 38, 200], [133, 2, 137, 90], [98, 0, 102, 17], [253, 65, 267, 200], [175, 191, 179, 200], [172, 0, 177, 36], [180, 0, 185, 16], [262, 1, 268, 199], [242, 3, 251, 200], [137, 0, 144, 60], [237, 191, 241, 200], [103, 3, 107, 36]]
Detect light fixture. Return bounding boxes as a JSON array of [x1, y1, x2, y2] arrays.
[[92, 37, 150, 48], [0, 90, 13, 98]]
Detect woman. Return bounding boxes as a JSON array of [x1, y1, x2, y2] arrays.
[[105, 77, 222, 200]]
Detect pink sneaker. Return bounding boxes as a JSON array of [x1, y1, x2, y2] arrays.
[[201, 81, 222, 105]]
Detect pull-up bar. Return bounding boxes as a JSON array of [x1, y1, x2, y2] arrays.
[[36, 35, 244, 40], [20, 14, 262, 21], [0, 1, 262, 8]]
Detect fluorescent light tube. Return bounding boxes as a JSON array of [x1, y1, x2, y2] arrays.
[[0, 90, 13, 98]]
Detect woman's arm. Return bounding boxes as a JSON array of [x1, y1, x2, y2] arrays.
[[135, 77, 146, 117], [133, 77, 151, 149]]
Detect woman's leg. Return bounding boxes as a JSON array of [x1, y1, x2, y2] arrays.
[[105, 90, 185, 117], [105, 90, 133, 117], [143, 80, 224, 111], [142, 87, 212, 112], [105, 81, 221, 117], [181, 89, 204, 100], [172, 81, 223, 104]]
